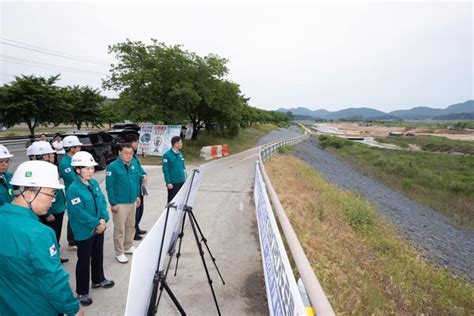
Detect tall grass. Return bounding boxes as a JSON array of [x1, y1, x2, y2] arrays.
[[377, 135, 474, 155], [266, 155, 474, 315], [318, 135, 474, 229]]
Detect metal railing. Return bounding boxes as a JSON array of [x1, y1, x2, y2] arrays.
[[258, 133, 335, 316], [260, 134, 309, 161]]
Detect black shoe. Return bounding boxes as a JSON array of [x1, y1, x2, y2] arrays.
[[134, 234, 143, 241], [60, 258, 69, 264], [137, 229, 147, 235], [92, 279, 115, 289], [78, 294, 92, 306]]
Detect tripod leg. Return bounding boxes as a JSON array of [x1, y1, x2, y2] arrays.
[[161, 280, 187, 316], [174, 211, 187, 276], [189, 213, 221, 316], [189, 211, 226, 285]]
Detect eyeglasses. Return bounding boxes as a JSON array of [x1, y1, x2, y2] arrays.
[[39, 191, 56, 202], [0, 159, 11, 165]]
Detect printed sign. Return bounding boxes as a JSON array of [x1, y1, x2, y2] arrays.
[[138, 125, 182, 156], [254, 162, 306, 316]]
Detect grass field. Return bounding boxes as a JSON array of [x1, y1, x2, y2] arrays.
[[0, 124, 102, 138], [140, 124, 277, 165], [318, 135, 474, 229], [266, 155, 474, 315], [377, 135, 474, 155]]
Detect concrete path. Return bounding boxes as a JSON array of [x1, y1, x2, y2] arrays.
[[60, 147, 266, 315]]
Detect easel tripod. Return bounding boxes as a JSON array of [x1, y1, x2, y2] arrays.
[[147, 169, 225, 315]]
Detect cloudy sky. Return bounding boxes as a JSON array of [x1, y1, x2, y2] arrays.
[[1, 1, 472, 112]]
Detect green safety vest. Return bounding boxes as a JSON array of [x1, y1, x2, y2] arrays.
[[66, 178, 109, 241], [0, 203, 79, 315], [106, 157, 141, 205], [162, 149, 186, 185], [58, 154, 79, 189], [46, 189, 67, 216], [0, 172, 14, 207]]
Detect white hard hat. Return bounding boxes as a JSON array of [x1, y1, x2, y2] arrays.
[[62, 135, 83, 148], [28, 141, 56, 156], [10, 160, 64, 189], [0, 144, 13, 159], [26, 144, 33, 157], [71, 151, 98, 167]]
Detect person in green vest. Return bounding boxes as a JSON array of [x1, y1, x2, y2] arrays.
[[162, 136, 187, 203], [59, 135, 83, 250], [126, 134, 148, 241], [106, 144, 141, 264], [66, 151, 114, 306], [0, 160, 80, 315], [27, 141, 70, 264], [0, 144, 14, 206]]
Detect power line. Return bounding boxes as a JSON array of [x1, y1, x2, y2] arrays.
[[0, 58, 108, 76], [0, 54, 108, 75], [0, 37, 111, 66]]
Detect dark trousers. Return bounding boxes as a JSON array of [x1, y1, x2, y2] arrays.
[[135, 195, 144, 233], [41, 212, 64, 246], [67, 221, 76, 246], [75, 234, 105, 295], [167, 182, 184, 203]]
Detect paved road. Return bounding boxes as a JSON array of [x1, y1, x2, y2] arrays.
[[256, 125, 302, 145], [58, 147, 266, 315]]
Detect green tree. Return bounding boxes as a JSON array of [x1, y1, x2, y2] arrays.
[[0, 75, 64, 136], [64, 85, 105, 130], [104, 39, 246, 140], [99, 98, 125, 129]]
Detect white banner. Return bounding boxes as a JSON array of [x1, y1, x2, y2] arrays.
[[138, 124, 182, 156], [125, 166, 204, 315], [254, 162, 306, 316]]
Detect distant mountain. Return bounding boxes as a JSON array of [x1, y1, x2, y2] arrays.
[[444, 100, 474, 114], [327, 107, 386, 120], [278, 100, 474, 120], [433, 113, 474, 120], [389, 107, 445, 120]]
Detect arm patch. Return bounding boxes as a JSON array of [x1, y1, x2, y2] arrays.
[[49, 244, 57, 256]]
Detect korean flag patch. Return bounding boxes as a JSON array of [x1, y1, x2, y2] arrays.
[[49, 244, 57, 256], [71, 197, 81, 205], [64, 167, 71, 173], [106, 171, 112, 176]]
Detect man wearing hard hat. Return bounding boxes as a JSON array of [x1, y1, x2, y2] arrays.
[[0, 160, 80, 315], [28, 141, 70, 264], [59, 135, 83, 250], [0, 144, 14, 207], [66, 151, 114, 306]]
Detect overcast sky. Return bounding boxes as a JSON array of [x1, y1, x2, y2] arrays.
[[1, 1, 472, 112]]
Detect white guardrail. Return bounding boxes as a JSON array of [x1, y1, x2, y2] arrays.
[[257, 132, 335, 316]]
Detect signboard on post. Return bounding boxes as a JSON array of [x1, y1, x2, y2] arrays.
[[254, 162, 306, 316], [125, 166, 204, 315], [138, 124, 182, 156]]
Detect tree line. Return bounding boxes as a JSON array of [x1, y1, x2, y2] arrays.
[[0, 40, 291, 139]]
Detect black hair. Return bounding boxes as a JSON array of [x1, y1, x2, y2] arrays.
[[125, 134, 139, 143], [171, 136, 182, 146], [119, 143, 134, 152]]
